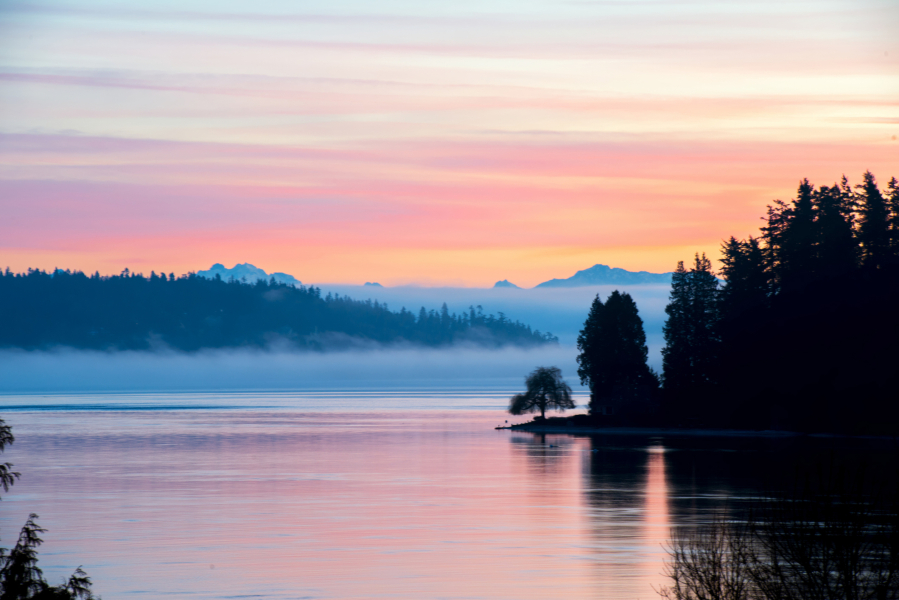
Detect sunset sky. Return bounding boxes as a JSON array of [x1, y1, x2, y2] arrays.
[[1, 0, 896, 287]]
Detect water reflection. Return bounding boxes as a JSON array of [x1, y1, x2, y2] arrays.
[[579, 439, 672, 598], [5, 398, 897, 600], [643, 446, 670, 596]]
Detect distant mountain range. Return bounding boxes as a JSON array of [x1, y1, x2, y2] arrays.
[[535, 264, 672, 287], [196, 263, 302, 287], [189, 262, 673, 349], [196, 262, 672, 290]]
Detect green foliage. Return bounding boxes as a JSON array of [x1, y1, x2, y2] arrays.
[[508, 366, 575, 419], [577, 291, 656, 414], [0, 419, 98, 600], [0, 271, 557, 351]]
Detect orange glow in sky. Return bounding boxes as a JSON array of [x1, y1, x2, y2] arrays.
[[1, 1, 897, 286]]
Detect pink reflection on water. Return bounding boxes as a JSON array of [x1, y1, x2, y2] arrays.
[[579, 440, 672, 599], [643, 445, 671, 596], [3, 404, 674, 599]]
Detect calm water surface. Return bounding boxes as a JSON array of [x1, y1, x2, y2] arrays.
[[0, 391, 890, 599]]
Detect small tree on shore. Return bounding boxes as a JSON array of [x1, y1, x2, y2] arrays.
[[509, 367, 575, 419]]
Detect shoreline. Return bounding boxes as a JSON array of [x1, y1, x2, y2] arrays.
[[497, 423, 897, 440]]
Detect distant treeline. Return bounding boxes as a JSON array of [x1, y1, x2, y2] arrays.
[[661, 171, 899, 434], [0, 269, 557, 351]]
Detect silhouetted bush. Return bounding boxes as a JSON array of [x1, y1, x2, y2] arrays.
[[658, 464, 899, 600]]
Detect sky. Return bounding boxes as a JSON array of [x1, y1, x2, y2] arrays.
[[1, 0, 897, 287]]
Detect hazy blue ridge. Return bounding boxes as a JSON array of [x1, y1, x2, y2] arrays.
[[197, 263, 302, 287], [535, 264, 673, 287], [493, 280, 521, 289], [0, 268, 558, 351]]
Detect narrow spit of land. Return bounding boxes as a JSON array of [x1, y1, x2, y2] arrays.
[[497, 416, 895, 439]]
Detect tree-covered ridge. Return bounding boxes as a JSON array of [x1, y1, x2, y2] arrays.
[[0, 269, 558, 351], [661, 171, 899, 434], [720, 171, 899, 300]]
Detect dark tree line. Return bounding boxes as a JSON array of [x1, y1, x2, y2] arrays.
[[661, 171, 899, 433], [0, 269, 557, 351]]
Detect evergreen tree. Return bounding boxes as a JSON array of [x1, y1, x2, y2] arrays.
[[887, 177, 899, 257], [661, 254, 720, 409], [812, 183, 858, 274], [779, 179, 817, 287], [718, 236, 768, 320], [577, 295, 606, 399], [687, 253, 720, 385], [661, 262, 691, 395], [856, 171, 890, 268], [577, 291, 655, 414], [711, 171, 899, 434], [0, 418, 97, 599], [760, 199, 790, 292]]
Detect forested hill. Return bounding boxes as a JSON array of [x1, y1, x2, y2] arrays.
[[659, 171, 899, 435], [0, 269, 558, 351]]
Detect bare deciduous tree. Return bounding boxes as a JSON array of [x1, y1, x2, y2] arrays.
[[658, 467, 899, 600]]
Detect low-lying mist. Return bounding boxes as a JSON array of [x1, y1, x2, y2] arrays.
[[0, 284, 668, 395], [318, 283, 670, 346], [0, 345, 590, 394]]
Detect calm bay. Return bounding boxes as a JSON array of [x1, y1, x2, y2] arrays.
[[1, 391, 891, 599]]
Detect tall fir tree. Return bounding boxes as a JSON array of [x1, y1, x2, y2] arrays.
[[856, 171, 890, 268], [887, 177, 899, 257], [661, 261, 691, 395], [812, 183, 858, 274], [760, 199, 790, 292], [779, 179, 817, 288], [662, 254, 720, 412], [718, 236, 768, 321], [688, 253, 720, 385], [577, 291, 655, 415]]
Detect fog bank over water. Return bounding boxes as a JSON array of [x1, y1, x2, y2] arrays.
[[0, 285, 668, 394], [0, 346, 593, 394], [318, 283, 670, 347]]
